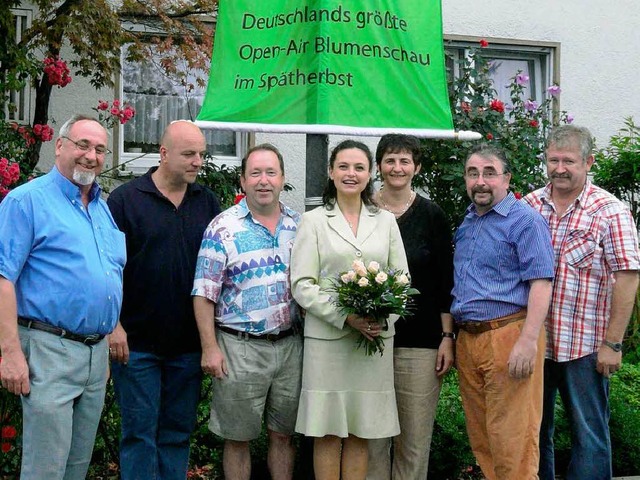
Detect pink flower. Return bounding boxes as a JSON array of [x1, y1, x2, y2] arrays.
[[32, 124, 54, 142], [514, 192, 523, 200], [515, 73, 529, 85], [479, 39, 489, 48], [110, 107, 120, 116], [489, 99, 505, 113], [566, 114, 574, 124], [97, 101, 109, 111], [112, 99, 120, 107], [460, 102, 472, 113], [122, 106, 135, 120], [43, 56, 72, 88], [486, 133, 494, 140], [547, 85, 561, 97], [524, 100, 538, 112]]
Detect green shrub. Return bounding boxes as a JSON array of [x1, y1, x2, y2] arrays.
[[428, 371, 478, 479], [610, 363, 640, 475]]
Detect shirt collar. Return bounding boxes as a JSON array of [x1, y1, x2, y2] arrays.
[[466, 191, 516, 218], [136, 166, 203, 198], [236, 197, 297, 220], [540, 178, 591, 209], [51, 165, 101, 203]]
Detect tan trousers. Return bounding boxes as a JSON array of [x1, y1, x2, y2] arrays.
[[456, 320, 545, 480], [367, 348, 442, 480]]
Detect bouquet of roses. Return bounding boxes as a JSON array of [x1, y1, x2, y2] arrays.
[[328, 259, 418, 356]]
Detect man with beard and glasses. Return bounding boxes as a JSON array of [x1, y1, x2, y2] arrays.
[[0, 114, 126, 479], [451, 144, 554, 480], [524, 125, 639, 480]]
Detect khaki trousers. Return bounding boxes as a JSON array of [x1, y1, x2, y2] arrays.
[[456, 320, 545, 480], [367, 348, 442, 480]]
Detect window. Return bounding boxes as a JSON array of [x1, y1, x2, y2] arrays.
[[4, 9, 32, 123], [118, 42, 246, 175], [444, 36, 559, 106]]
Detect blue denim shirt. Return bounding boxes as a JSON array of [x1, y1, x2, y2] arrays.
[[0, 166, 126, 335], [451, 193, 554, 322]]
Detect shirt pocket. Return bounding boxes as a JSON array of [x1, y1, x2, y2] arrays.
[[563, 229, 596, 269], [102, 227, 127, 267]]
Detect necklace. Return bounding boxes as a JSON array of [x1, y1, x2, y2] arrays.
[[380, 189, 415, 216]]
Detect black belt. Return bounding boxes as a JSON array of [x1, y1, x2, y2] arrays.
[[18, 317, 105, 346], [216, 324, 295, 342]]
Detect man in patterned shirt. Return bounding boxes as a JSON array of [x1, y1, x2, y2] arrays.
[[524, 125, 640, 480], [192, 143, 302, 480]]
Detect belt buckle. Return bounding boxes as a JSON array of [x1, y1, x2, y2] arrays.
[[83, 334, 101, 345], [264, 333, 277, 342]]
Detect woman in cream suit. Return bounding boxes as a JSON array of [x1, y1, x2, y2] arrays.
[[291, 140, 409, 480]]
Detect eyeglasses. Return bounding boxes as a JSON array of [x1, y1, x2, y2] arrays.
[[464, 170, 506, 180], [61, 136, 111, 156]]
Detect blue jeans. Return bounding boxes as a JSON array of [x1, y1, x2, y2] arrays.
[[112, 351, 202, 480], [539, 353, 612, 480]]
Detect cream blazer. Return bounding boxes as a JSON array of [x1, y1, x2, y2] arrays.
[[291, 203, 409, 340]]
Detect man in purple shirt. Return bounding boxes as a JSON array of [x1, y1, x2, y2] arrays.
[[451, 144, 554, 480]]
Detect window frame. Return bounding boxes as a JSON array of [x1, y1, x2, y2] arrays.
[[443, 34, 560, 107], [113, 21, 248, 176], [5, 8, 32, 124]]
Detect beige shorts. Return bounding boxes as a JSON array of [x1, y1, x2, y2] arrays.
[[208, 329, 303, 441]]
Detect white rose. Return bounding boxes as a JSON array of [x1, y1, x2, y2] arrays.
[[396, 274, 410, 286], [352, 260, 367, 277], [341, 270, 357, 283], [358, 277, 370, 287], [375, 272, 388, 284], [367, 261, 380, 274]]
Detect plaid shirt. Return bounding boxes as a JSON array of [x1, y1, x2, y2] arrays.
[[524, 180, 640, 362]]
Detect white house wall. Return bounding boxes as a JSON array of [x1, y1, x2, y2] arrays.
[[32, 0, 640, 213]]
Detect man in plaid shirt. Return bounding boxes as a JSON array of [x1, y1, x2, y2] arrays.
[[524, 125, 640, 480]]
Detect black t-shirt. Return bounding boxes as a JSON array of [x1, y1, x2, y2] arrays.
[[107, 167, 221, 355], [393, 195, 454, 349]]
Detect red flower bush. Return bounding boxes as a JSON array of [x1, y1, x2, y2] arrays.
[[529, 120, 539, 128], [0, 157, 21, 198], [94, 100, 136, 128], [43, 57, 72, 88], [1, 425, 17, 439], [32, 124, 54, 142], [489, 99, 505, 113]]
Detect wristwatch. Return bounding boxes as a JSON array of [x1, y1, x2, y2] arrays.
[[603, 339, 623, 352], [442, 331, 456, 340]]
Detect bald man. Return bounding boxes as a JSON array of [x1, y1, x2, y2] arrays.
[[107, 121, 221, 480]]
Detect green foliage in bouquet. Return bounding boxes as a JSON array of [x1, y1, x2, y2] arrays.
[[328, 259, 418, 356]]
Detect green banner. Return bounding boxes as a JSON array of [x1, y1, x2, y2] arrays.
[[197, 0, 455, 136]]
